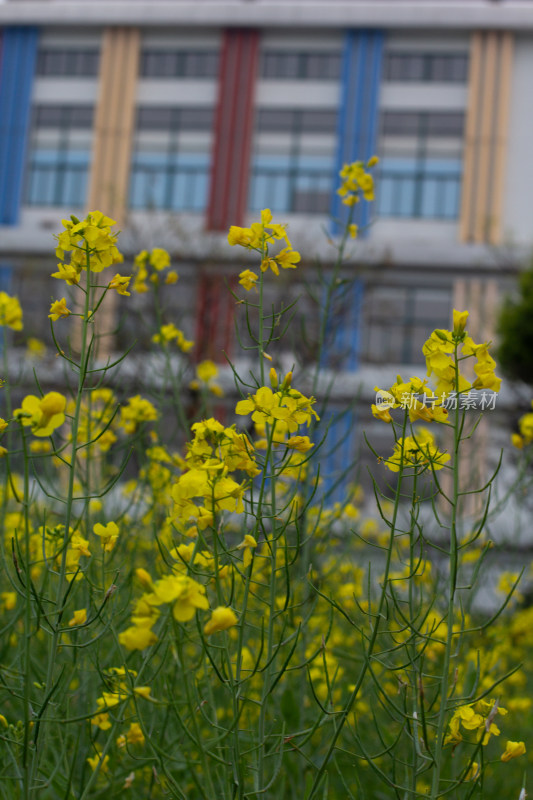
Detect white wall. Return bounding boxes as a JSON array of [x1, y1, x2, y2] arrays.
[[502, 34, 533, 248]]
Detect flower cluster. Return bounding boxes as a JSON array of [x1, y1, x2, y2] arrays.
[[189, 359, 223, 397], [384, 427, 450, 473], [132, 248, 178, 293], [0, 291, 23, 330], [119, 395, 158, 435], [423, 309, 501, 398], [445, 699, 508, 747], [53, 211, 123, 283], [235, 384, 319, 434], [372, 375, 449, 425], [152, 322, 194, 352], [230, 209, 301, 284], [337, 156, 379, 207], [511, 401, 533, 449], [170, 417, 259, 537]]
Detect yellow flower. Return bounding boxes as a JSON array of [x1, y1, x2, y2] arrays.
[[385, 428, 449, 473], [190, 360, 223, 396], [1, 591, 16, 611], [348, 224, 358, 239], [197, 360, 218, 383], [14, 392, 66, 437], [165, 270, 179, 284], [68, 608, 87, 627], [117, 722, 145, 747], [204, 606, 238, 635], [48, 297, 71, 321], [108, 273, 131, 296], [464, 762, 480, 781], [29, 440, 51, 454], [501, 741, 526, 762], [150, 248, 170, 271], [284, 435, 314, 452], [87, 750, 109, 773], [26, 338, 46, 358], [275, 247, 301, 271], [93, 521, 120, 553], [55, 211, 122, 274], [237, 534, 257, 568], [119, 395, 158, 434], [152, 323, 194, 352], [239, 269, 258, 291], [337, 160, 377, 205], [453, 309, 469, 336], [51, 262, 81, 285], [0, 292, 23, 330], [119, 624, 157, 651]]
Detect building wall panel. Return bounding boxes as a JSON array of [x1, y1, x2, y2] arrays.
[[0, 26, 39, 225], [331, 29, 384, 236]]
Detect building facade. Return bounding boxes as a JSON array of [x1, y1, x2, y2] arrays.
[[0, 0, 531, 496]]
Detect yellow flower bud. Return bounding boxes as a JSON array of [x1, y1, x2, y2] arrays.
[[269, 367, 278, 388], [453, 309, 469, 336], [282, 371, 292, 388]]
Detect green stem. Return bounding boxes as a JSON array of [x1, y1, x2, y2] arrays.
[[430, 343, 462, 800], [308, 410, 409, 799], [32, 248, 94, 792]]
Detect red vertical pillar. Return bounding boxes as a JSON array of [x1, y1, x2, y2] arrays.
[[195, 271, 237, 364], [207, 28, 260, 231]]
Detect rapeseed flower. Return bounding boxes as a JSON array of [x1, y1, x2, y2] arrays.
[[0, 292, 23, 330], [93, 521, 120, 552], [204, 606, 238, 635], [119, 395, 158, 434], [54, 211, 123, 276], [108, 273, 131, 296], [239, 269, 258, 291], [501, 740, 526, 761], [14, 391, 66, 437], [385, 428, 449, 473], [48, 297, 71, 320]]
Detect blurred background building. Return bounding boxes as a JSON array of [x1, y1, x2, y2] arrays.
[[0, 0, 531, 498]]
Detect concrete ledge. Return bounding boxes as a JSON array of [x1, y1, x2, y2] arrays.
[[1, 1, 533, 31]]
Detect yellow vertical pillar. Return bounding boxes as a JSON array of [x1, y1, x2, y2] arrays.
[[449, 278, 500, 515], [459, 31, 513, 245], [88, 27, 140, 220], [85, 27, 140, 354]]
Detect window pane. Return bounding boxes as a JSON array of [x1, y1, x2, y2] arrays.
[[382, 112, 420, 136], [300, 110, 337, 134], [257, 109, 295, 133], [36, 49, 99, 77], [260, 51, 341, 80], [141, 50, 218, 78], [385, 52, 468, 83], [426, 112, 464, 137]]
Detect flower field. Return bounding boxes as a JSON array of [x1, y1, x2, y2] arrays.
[[0, 162, 530, 799]]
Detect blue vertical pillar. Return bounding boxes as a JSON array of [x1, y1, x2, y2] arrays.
[[320, 279, 364, 372], [331, 29, 384, 236], [0, 27, 39, 225], [319, 279, 364, 503]]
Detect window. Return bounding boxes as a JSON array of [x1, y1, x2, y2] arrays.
[[377, 111, 464, 219], [249, 109, 338, 214], [25, 105, 93, 207], [36, 49, 100, 77], [140, 50, 219, 78], [384, 52, 468, 83], [129, 106, 214, 212], [361, 283, 452, 364], [261, 51, 341, 80]]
